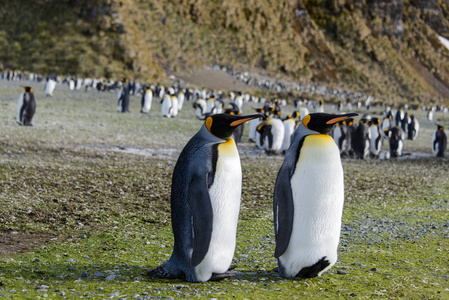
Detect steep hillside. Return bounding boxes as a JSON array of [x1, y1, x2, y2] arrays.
[[1, 0, 449, 104]]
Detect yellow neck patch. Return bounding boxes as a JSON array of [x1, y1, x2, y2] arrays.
[[218, 138, 237, 155], [206, 117, 213, 131], [302, 115, 311, 128]]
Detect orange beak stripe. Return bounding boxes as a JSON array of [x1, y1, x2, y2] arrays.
[[231, 117, 255, 126], [326, 116, 349, 125]]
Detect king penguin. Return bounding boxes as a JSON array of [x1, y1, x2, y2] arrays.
[[432, 125, 447, 157], [44, 76, 56, 97], [149, 113, 262, 283], [140, 86, 153, 113], [273, 112, 358, 278], [17, 86, 36, 126]]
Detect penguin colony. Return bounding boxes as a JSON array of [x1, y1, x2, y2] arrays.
[[2, 70, 448, 285], [5, 70, 447, 158]]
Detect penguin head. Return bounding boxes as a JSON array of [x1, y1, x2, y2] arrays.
[[437, 124, 444, 131], [205, 113, 263, 140], [302, 113, 359, 134], [23, 86, 33, 92]]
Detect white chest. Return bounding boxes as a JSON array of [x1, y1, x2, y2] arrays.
[[279, 135, 344, 277], [195, 139, 242, 280]]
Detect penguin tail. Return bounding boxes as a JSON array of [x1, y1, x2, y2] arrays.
[[296, 257, 331, 278], [147, 261, 184, 280]]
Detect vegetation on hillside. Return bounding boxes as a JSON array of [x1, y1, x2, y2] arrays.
[[1, 0, 449, 104]]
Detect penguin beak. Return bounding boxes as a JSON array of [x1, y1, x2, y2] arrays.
[[325, 113, 359, 125], [230, 114, 264, 127]]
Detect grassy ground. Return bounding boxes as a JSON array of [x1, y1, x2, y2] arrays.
[[0, 80, 448, 299]]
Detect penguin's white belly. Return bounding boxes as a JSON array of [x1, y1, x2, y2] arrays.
[[248, 118, 260, 141], [370, 128, 381, 154], [195, 139, 241, 281], [17, 94, 24, 123], [266, 119, 285, 152], [331, 127, 342, 150], [171, 98, 179, 117], [161, 98, 172, 117], [142, 92, 152, 112], [45, 80, 56, 96], [280, 135, 344, 277], [281, 120, 295, 151]]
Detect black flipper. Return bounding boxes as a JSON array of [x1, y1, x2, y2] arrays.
[[296, 257, 330, 278], [187, 173, 213, 267], [273, 162, 295, 258]]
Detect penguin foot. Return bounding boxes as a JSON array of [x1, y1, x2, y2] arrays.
[[147, 263, 185, 280], [209, 271, 236, 281]]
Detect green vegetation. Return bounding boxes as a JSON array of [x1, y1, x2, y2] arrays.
[[2, 1, 449, 104], [1, 81, 448, 298]]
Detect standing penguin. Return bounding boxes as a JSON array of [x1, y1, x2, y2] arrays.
[[44, 76, 56, 96], [432, 125, 447, 157], [117, 78, 130, 113], [177, 89, 185, 111], [17, 86, 36, 126], [331, 119, 352, 157], [352, 119, 370, 159], [273, 112, 358, 278], [193, 99, 208, 120], [161, 93, 173, 118], [280, 112, 299, 153], [386, 126, 404, 157], [248, 108, 264, 142], [369, 117, 383, 158], [171, 91, 179, 117], [140, 86, 153, 113], [256, 117, 285, 154], [407, 115, 419, 140], [149, 113, 262, 283]]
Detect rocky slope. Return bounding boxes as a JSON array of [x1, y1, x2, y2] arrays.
[[1, 0, 449, 104]]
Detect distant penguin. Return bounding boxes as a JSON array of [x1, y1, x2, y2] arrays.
[[280, 112, 299, 153], [248, 108, 264, 142], [395, 108, 405, 126], [206, 95, 217, 114], [407, 115, 419, 140], [369, 117, 383, 158], [315, 100, 324, 113], [161, 93, 173, 118], [69, 79, 75, 90], [256, 118, 285, 154], [177, 89, 185, 111], [141, 87, 153, 113], [427, 110, 433, 121], [352, 119, 370, 159], [118, 78, 130, 113], [386, 126, 404, 157], [193, 99, 207, 120], [273, 112, 358, 278], [331, 119, 352, 157], [17, 86, 36, 126], [381, 114, 393, 137], [44, 77, 56, 96], [432, 125, 447, 157], [171, 92, 179, 117], [234, 92, 244, 112], [148, 113, 262, 283], [299, 106, 309, 120]]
